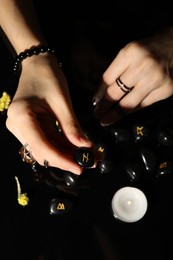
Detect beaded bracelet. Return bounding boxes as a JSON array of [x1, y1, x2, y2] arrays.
[[13, 45, 56, 76]]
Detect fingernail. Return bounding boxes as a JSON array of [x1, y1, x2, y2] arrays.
[[99, 115, 121, 126], [68, 168, 82, 175], [80, 136, 92, 146], [92, 98, 99, 106], [92, 82, 106, 104]]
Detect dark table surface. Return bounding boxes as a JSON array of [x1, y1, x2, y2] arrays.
[[1, 10, 173, 259], [1, 79, 173, 260]]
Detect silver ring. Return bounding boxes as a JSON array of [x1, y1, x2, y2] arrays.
[[19, 143, 36, 165], [116, 77, 133, 93], [44, 159, 49, 168]]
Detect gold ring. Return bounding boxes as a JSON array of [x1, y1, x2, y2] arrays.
[[116, 77, 134, 93]]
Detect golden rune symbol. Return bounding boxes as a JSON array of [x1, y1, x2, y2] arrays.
[[98, 146, 104, 153], [82, 153, 89, 163], [57, 203, 65, 210], [159, 162, 167, 169], [136, 126, 144, 136]]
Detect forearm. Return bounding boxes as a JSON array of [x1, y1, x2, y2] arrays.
[[0, 0, 46, 54]]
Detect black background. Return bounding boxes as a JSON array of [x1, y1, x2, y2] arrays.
[[1, 2, 173, 259]]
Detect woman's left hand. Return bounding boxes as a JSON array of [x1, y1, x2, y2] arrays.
[[93, 27, 173, 126]]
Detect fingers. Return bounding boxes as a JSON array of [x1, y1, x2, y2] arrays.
[[6, 52, 94, 175], [93, 42, 145, 112], [139, 82, 173, 107], [95, 81, 173, 126], [93, 42, 173, 126], [6, 101, 92, 175], [47, 88, 93, 148], [6, 115, 83, 175]]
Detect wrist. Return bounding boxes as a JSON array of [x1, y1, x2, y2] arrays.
[[13, 44, 56, 76]]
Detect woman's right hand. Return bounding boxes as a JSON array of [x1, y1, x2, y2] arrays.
[[6, 52, 93, 175]]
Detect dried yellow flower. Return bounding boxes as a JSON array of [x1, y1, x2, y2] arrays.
[[15, 176, 29, 207], [0, 92, 11, 112]]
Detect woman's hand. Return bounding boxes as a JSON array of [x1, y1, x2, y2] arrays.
[[6, 53, 93, 175], [93, 27, 173, 126]]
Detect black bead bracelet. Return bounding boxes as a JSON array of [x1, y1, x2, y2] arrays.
[[13, 45, 56, 76]]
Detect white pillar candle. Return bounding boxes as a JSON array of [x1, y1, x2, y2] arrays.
[[111, 186, 148, 223]]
